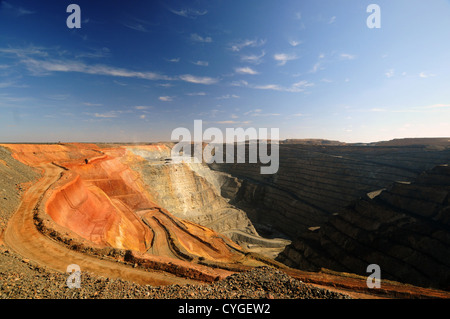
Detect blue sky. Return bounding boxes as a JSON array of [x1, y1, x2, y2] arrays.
[[0, 0, 449, 143]]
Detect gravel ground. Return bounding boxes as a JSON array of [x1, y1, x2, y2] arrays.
[[0, 246, 349, 299], [0, 146, 39, 232]]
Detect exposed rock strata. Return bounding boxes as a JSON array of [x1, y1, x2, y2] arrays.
[[210, 144, 450, 240], [127, 146, 289, 254], [277, 164, 450, 290]]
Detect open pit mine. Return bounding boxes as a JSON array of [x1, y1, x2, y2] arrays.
[[0, 139, 450, 299]]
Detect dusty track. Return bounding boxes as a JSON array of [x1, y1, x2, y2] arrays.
[[3, 163, 200, 286]]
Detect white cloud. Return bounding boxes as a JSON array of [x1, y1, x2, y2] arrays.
[[329, 16, 336, 24], [311, 62, 322, 73], [179, 74, 218, 85], [192, 60, 209, 66], [186, 92, 207, 96], [169, 8, 207, 19], [166, 57, 180, 63], [20, 57, 171, 80], [274, 53, 298, 66], [83, 102, 103, 107], [289, 40, 302, 47], [419, 72, 436, 78], [230, 39, 266, 52], [122, 22, 150, 33], [10, 50, 221, 86], [140, 114, 146, 119], [217, 94, 240, 100], [385, 69, 395, 78], [92, 112, 118, 118], [232, 79, 313, 93], [235, 67, 259, 75], [190, 33, 212, 43], [230, 80, 249, 87], [2, 2, 35, 16], [135, 106, 152, 110], [159, 96, 173, 102], [244, 109, 280, 117], [240, 51, 265, 64], [340, 53, 356, 60]]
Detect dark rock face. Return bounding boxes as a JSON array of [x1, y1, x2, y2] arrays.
[[209, 142, 450, 289], [277, 165, 450, 290], [210, 144, 450, 239]]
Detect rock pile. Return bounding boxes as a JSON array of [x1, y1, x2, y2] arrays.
[[0, 247, 348, 299]]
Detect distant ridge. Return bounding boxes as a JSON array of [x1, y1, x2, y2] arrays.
[[280, 139, 346, 145], [370, 138, 450, 147]]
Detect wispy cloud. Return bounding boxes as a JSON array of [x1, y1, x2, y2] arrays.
[[75, 47, 111, 59], [3, 47, 222, 86], [274, 53, 299, 66], [230, 39, 266, 52], [83, 111, 120, 119], [2, 1, 35, 16], [234, 80, 313, 93], [244, 109, 280, 117], [122, 23, 149, 32], [235, 66, 259, 75], [215, 120, 252, 125], [179, 74, 218, 85], [385, 69, 395, 78], [134, 106, 152, 110], [289, 40, 302, 47], [159, 96, 173, 102], [328, 16, 337, 24], [166, 57, 180, 63], [340, 53, 356, 60], [419, 72, 436, 78], [21, 57, 170, 80], [217, 94, 240, 100], [240, 51, 265, 65], [168, 8, 207, 19], [83, 102, 103, 107], [122, 17, 152, 33], [186, 92, 207, 96], [192, 60, 209, 66], [190, 33, 212, 43], [311, 62, 323, 73]]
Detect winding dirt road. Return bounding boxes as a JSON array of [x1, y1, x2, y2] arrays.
[[3, 163, 199, 286]]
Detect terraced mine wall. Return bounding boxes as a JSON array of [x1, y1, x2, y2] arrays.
[[126, 146, 290, 256], [209, 143, 450, 239], [277, 164, 450, 290]]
